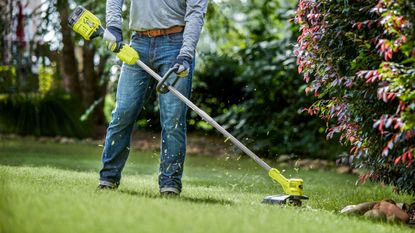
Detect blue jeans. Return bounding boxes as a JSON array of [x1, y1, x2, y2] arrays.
[[99, 32, 193, 192]]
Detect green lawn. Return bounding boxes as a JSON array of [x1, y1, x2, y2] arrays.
[[0, 138, 413, 233]]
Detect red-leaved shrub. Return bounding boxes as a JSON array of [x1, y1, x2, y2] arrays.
[[294, 0, 415, 194]]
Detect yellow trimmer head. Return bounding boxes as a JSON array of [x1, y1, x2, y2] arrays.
[[262, 168, 308, 205]]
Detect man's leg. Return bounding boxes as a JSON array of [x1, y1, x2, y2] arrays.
[[158, 63, 193, 193], [99, 61, 152, 187]]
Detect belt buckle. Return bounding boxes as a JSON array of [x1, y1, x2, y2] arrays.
[[146, 31, 153, 37]]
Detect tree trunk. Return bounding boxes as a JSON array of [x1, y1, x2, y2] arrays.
[[56, 0, 110, 137], [57, 0, 82, 98], [81, 43, 109, 134], [81, 43, 97, 107]]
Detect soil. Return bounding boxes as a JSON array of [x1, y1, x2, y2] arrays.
[[130, 131, 236, 156], [0, 131, 235, 157]]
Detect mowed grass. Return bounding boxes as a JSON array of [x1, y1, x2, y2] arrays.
[[0, 138, 413, 233]]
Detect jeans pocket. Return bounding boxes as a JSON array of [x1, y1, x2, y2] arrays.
[[166, 32, 183, 44], [129, 33, 143, 51]]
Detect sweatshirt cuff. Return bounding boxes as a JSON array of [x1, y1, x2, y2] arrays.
[[106, 21, 122, 30], [178, 50, 194, 61]]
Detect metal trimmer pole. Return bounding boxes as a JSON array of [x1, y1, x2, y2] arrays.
[[136, 60, 272, 171]]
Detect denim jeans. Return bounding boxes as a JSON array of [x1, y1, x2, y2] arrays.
[[99, 32, 193, 192]]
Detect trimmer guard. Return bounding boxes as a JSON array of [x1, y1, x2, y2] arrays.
[[262, 194, 309, 206]]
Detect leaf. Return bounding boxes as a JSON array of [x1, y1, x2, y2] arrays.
[[385, 118, 393, 128], [394, 156, 401, 165], [298, 65, 303, 74]]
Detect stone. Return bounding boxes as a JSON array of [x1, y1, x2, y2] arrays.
[[293, 159, 334, 170], [59, 137, 76, 144], [396, 203, 406, 210], [364, 209, 386, 221], [277, 155, 291, 163], [295, 159, 313, 168], [387, 214, 399, 222], [336, 166, 351, 174], [38, 137, 49, 143], [336, 153, 354, 166], [340, 201, 378, 214], [351, 168, 362, 175], [373, 201, 410, 223]]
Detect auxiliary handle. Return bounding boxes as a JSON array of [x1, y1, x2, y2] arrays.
[[156, 67, 181, 94]]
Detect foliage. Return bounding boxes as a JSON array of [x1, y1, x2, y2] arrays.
[[295, 0, 415, 194], [0, 93, 89, 137], [0, 66, 17, 93], [38, 65, 54, 94], [0, 1, 48, 94], [197, 0, 340, 158], [0, 0, 112, 134], [191, 53, 244, 130]]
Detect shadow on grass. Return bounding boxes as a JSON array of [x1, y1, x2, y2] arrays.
[[118, 189, 234, 206]]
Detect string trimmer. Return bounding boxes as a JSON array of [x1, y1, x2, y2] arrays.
[[68, 6, 309, 206]]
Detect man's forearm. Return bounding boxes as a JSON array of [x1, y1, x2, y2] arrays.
[[179, 0, 208, 60], [106, 0, 124, 29]]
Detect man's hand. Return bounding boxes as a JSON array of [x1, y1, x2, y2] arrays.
[[103, 26, 123, 53], [172, 56, 192, 77]]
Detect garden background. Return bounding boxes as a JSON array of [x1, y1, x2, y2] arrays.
[[1, 0, 415, 232]]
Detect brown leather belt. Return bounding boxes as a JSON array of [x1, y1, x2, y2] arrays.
[[136, 26, 184, 37]]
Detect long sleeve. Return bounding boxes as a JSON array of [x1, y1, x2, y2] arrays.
[[178, 0, 208, 59], [106, 0, 124, 29]]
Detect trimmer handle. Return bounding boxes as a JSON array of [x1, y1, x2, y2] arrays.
[[156, 67, 181, 94]]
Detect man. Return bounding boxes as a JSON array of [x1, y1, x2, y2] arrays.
[[98, 0, 208, 196]]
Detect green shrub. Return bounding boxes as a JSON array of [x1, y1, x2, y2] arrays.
[[0, 66, 17, 93], [0, 93, 90, 137], [295, 0, 415, 194], [191, 53, 245, 129], [214, 41, 337, 158], [197, 0, 340, 159]]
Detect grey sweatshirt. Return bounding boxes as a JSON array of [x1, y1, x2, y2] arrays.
[[106, 0, 208, 60]]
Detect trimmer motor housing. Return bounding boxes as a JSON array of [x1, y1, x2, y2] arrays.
[[67, 5, 138, 65], [68, 6, 104, 41]]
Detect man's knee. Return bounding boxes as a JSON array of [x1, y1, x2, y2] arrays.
[[162, 118, 186, 133], [160, 96, 188, 123], [109, 105, 137, 129]]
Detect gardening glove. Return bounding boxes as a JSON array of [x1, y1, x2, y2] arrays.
[[103, 26, 123, 53], [172, 56, 192, 77]]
